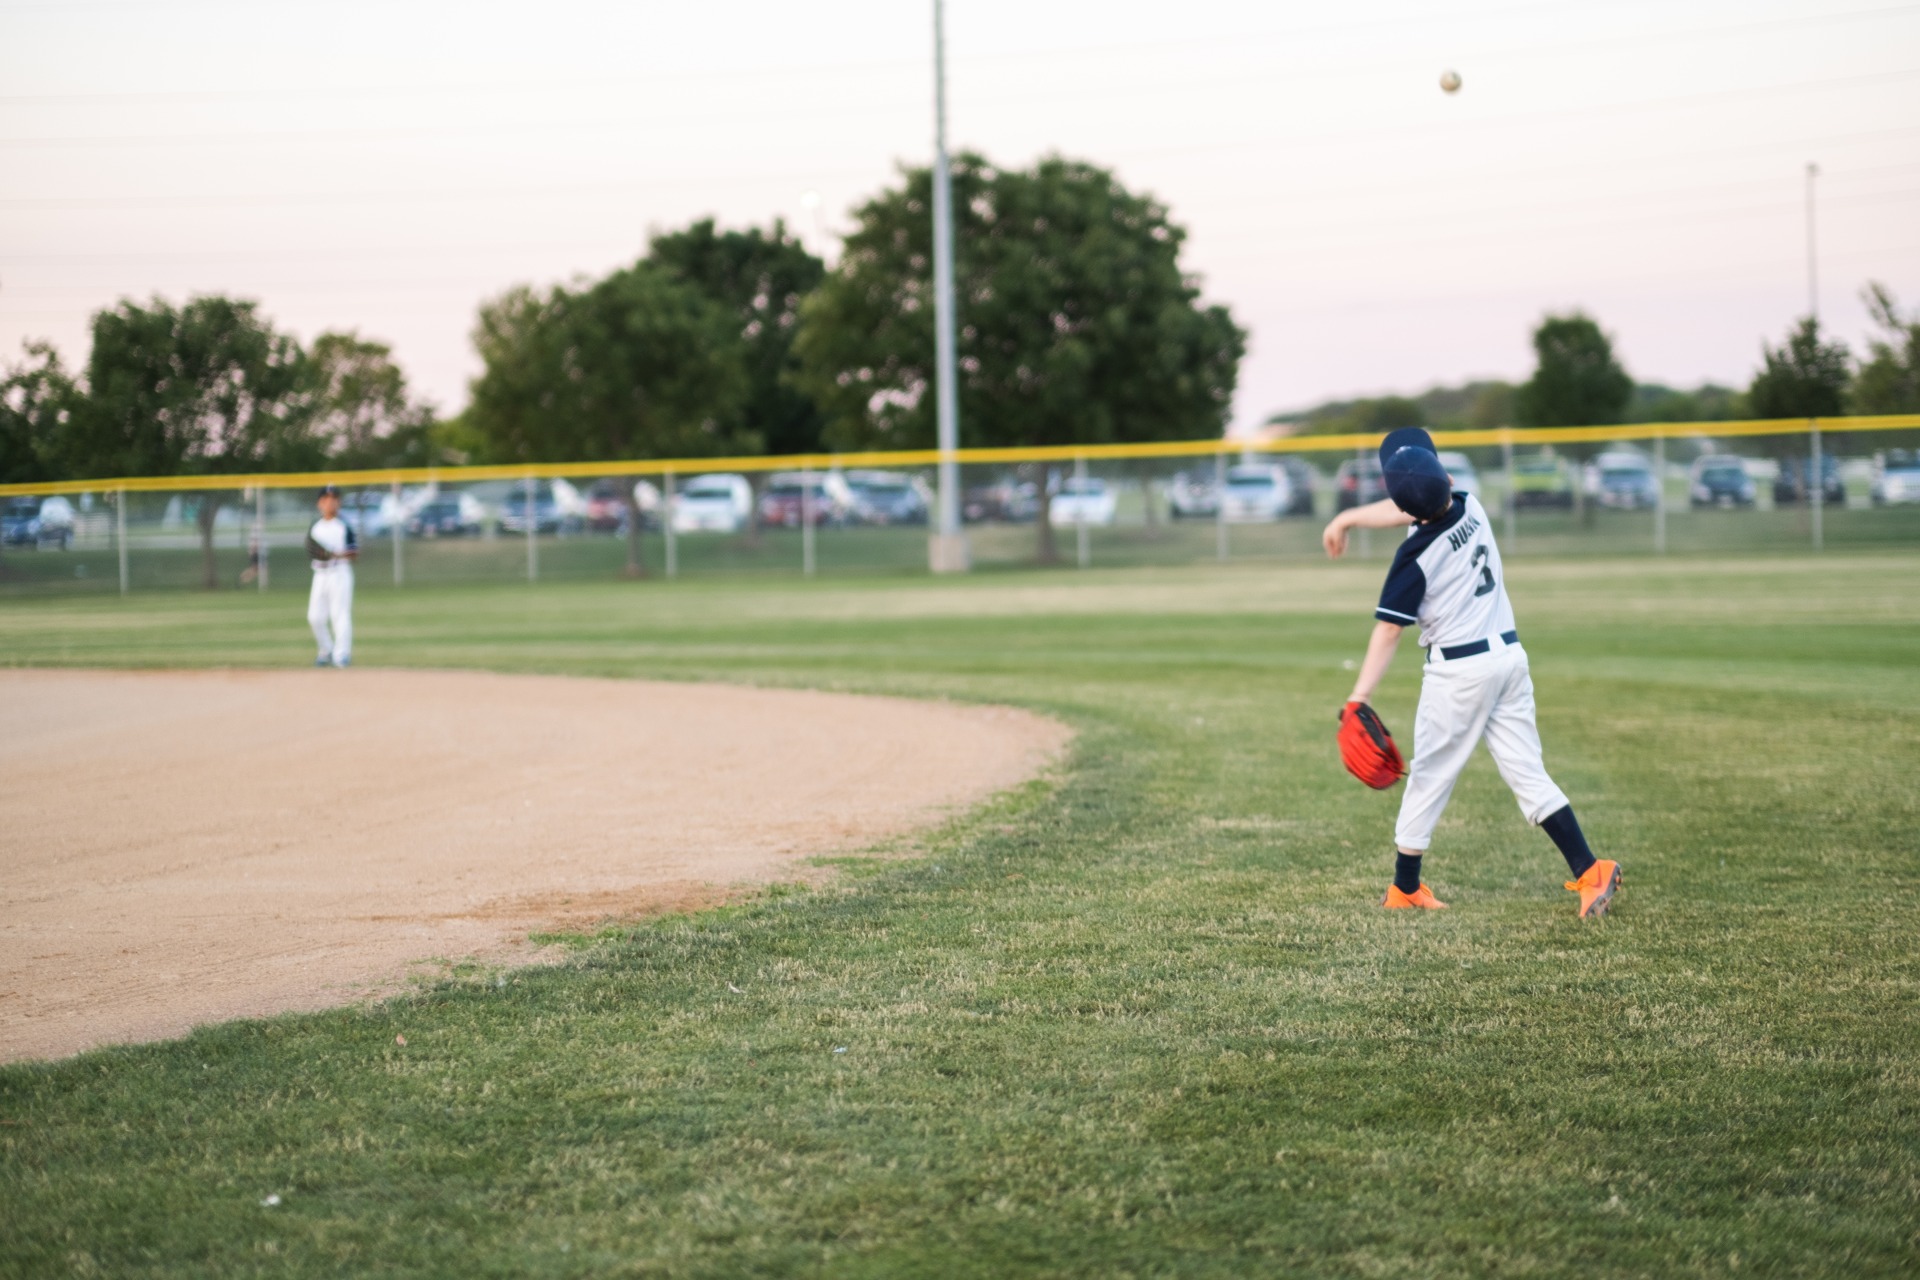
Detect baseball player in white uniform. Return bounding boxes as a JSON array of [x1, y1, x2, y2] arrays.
[[1322, 428, 1621, 919], [305, 484, 357, 668]]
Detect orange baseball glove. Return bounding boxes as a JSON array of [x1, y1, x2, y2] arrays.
[[1338, 701, 1405, 789]]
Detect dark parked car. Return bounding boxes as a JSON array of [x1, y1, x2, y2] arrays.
[[406, 496, 483, 538], [962, 478, 1039, 523], [497, 482, 575, 535], [1588, 452, 1659, 510], [582, 479, 656, 533], [1773, 454, 1845, 506], [1274, 456, 1318, 515], [1689, 456, 1755, 508], [845, 470, 930, 525], [1, 495, 75, 548], [1333, 458, 1387, 511]]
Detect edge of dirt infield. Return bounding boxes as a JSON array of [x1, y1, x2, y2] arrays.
[[0, 667, 1072, 1063]]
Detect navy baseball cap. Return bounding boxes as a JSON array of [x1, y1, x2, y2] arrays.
[[318, 483, 342, 499], [1379, 428, 1453, 520]]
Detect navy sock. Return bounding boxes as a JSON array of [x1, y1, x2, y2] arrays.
[[1541, 806, 1597, 878], [1393, 852, 1423, 895]]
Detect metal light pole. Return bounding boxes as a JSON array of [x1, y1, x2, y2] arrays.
[[1807, 162, 1824, 551], [928, 0, 969, 573]]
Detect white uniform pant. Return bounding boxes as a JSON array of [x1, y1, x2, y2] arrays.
[[1395, 642, 1568, 851], [307, 565, 354, 664]]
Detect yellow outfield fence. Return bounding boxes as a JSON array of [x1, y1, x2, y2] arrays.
[[4, 415, 1918, 499]]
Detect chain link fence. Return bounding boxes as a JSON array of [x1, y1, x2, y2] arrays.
[[3, 422, 1917, 598]]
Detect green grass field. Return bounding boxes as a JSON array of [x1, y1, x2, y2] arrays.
[[3, 554, 1917, 1277]]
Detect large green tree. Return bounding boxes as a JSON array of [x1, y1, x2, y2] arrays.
[[309, 331, 440, 470], [1852, 283, 1920, 416], [792, 153, 1244, 561], [65, 296, 322, 588], [1748, 316, 1850, 420], [1516, 312, 1633, 428], [0, 341, 77, 485], [468, 263, 749, 576], [649, 218, 824, 457]]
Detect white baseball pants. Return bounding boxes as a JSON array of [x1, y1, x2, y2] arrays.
[[1394, 641, 1568, 851], [307, 566, 354, 665]]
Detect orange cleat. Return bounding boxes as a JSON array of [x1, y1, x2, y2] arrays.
[[1565, 859, 1622, 919], [1382, 883, 1448, 910]]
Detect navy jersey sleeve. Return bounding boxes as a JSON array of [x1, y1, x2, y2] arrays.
[[344, 523, 358, 551], [1375, 541, 1425, 625]]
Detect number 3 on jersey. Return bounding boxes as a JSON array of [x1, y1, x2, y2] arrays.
[[1470, 545, 1496, 597]]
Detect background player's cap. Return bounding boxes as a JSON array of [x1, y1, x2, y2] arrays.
[[1377, 426, 1437, 470], [317, 483, 342, 499], [1382, 445, 1453, 521]]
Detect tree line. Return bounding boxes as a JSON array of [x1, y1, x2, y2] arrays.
[[1268, 288, 1920, 444], [1, 152, 1246, 576]]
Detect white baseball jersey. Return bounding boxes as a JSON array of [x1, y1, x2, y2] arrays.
[[306, 515, 356, 569], [1374, 492, 1515, 650]]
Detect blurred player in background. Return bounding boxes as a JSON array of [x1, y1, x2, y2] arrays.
[[305, 484, 357, 668]]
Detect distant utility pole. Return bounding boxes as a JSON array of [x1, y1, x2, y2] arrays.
[[1806, 161, 1824, 552], [928, 0, 969, 573], [1805, 162, 1819, 321]]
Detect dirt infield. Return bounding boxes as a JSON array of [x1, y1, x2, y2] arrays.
[[0, 669, 1068, 1063]]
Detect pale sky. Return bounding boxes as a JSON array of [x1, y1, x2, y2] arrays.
[[2, 0, 1916, 433]]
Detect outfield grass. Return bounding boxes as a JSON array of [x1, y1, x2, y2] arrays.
[[2, 554, 1917, 1277]]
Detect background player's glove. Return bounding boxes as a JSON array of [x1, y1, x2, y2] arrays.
[[1338, 701, 1405, 789]]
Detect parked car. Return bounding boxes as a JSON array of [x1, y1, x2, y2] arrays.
[[1773, 454, 1845, 506], [583, 478, 661, 532], [1220, 464, 1293, 522], [1167, 469, 1219, 520], [405, 493, 486, 537], [1333, 457, 1387, 511], [962, 477, 1039, 523], [1870, 449, 1920, 505], [341, 491, 397, 538], [1435, 450, 1482, 499], [1586, 450, 1659, 510], [496, 480, 581, 536], [671, 473, 753, 534], [1, 495, 75, 549], [1273, 456, 1319, 515], [758, 472, 853, 528], [1510, 453, 1576, 510], [1048, 476, 1117, 526], [1689, 455, 1755, 508], [845, 470, 930, 525]]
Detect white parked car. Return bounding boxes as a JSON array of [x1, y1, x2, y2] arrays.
[[1871, 449, 1920, 505], [1048, 476, 1117, 526], [1220, 464, 1292, 522], [671, 473, 754, 534], [1435, 451, 1482, 498]]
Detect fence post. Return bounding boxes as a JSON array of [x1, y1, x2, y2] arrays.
[[663, 469, 677, 580], [1355, 444, 1372, 559], [1809, 419, 1823, 551], [1653, 431, 1667, 555], [256, 486, 268, 592], [1214, 449, 1227, 562], [525, 470, 537, 582], [1075, 452, 1090, 569], [801, 464, 817, 578], [391, 479, 403, 586], [117, 486, 128, 596], [1502, 430, 1517, 551]]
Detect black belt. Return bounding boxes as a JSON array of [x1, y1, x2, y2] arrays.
[[1431, 630, 1519, 662]]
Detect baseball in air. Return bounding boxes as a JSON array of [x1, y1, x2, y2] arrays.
[[1439, 69, 1462, 94]]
